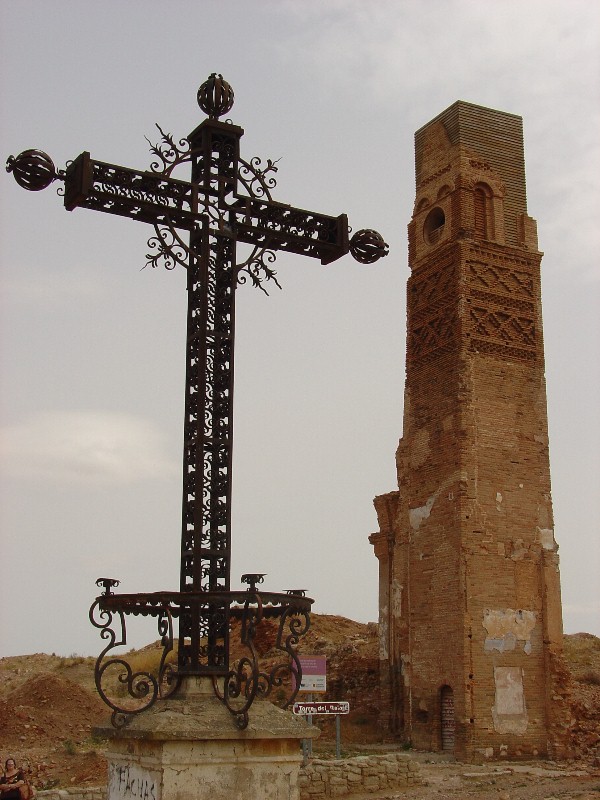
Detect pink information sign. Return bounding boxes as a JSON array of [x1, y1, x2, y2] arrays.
[[298, 655, 327, 693]]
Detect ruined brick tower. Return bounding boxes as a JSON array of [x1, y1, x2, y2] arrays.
[[370, 102, 570, 760]]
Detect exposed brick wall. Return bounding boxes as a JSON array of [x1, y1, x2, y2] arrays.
[[371, 102, 570, 760]]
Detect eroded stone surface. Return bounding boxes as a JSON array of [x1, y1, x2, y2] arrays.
[[99, 679, 317, 800], [370, 101, 570, 759]]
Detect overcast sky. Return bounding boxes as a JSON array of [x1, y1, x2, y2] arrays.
[[1, 0, 598, 658]]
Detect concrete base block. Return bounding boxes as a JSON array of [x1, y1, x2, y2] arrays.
[[96, 678, 318, 800]]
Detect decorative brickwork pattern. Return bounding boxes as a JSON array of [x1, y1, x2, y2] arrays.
[[469, 307, 536, 354], [466, 250, 539, 362], [407, 253, 458, 365], [467, 258, 534, 298], [408, 303, 459, 363], [371, 101, 570, 761]]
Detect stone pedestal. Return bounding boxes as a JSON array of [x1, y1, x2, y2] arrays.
[[96, 678, 318, 800]]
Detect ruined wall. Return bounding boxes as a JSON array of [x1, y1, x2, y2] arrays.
[[298, 753, 422, 798], [371, 102, 570, 759], [41, 753, 424, 800]]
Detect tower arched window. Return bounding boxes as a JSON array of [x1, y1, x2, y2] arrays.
[[424, 206, 445, 244], [474, 183, 493, 239]]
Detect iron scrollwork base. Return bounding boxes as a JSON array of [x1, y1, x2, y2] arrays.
[[90, 579, 312, 730], [89, 579, 180, 728], [215, 586, 310, 729]]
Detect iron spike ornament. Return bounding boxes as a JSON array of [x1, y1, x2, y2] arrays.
[[7, 74, 388, 730]]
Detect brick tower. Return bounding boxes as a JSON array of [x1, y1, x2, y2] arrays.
[[370, 102, 570, 760]]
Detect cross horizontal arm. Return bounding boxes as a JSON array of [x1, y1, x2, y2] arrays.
[[64, 151, 352, 266], [64, 151, 197, 230], [231, 197, 349, 265]]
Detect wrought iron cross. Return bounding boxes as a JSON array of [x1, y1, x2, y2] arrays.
[[7, 74, 387, 726]]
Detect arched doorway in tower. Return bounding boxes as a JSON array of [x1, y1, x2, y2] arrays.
[[440, 685, 455, 751]]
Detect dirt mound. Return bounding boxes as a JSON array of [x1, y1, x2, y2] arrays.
[[0, 654, 97, 701], [0, 619, 598, 789], [2, 673, 107, 746], [0, 673, 108, 789]]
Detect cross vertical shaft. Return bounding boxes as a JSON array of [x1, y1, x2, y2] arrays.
[[179, 119, 243, 673]]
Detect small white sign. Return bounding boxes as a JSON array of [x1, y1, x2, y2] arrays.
[[293, 701, 350, 715], [301, 673, 327, 692]]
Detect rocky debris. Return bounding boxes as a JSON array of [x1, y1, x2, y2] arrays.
[[1, 674, 106, 741], [563, 632, 600, 763], [0, 619, 599, 792], [0, 673, 107, 788]]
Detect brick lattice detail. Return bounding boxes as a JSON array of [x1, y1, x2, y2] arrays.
[[371, 101, 569, 761], [407, 251, 458, 364]]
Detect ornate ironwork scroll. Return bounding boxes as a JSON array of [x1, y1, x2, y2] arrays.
[[89, 579, 312, 729], [89, 579, 179, 728], [7, 73, 388, 728]]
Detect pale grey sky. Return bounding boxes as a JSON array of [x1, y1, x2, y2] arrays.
[[1, 0, 598, 657]]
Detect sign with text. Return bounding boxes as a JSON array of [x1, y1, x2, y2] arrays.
[[299, 655, 326, 692], [293, 701, 350, 715]]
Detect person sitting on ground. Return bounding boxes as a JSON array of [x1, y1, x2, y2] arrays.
[[0, 759, 26, 800]]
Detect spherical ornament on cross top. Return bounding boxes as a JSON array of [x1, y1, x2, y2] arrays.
[[6, 149, 57, 191], [349, 229, 389, 264], [197, 73, 235, 119]]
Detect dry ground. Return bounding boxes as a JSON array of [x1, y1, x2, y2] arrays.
[[0, 616, 598, 796]]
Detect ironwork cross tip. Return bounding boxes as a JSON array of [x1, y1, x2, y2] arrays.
[[197, 73, 234, 120], [6, 149, 59, 192], [349, 228, 389, 264]]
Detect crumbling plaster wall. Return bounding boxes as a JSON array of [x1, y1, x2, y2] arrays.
[[371, 102, 571, 760]]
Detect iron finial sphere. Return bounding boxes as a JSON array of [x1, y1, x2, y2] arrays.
[[197, 73, 234, 119], [6, 149, 57, 191], [349, 229, 389, 264]]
